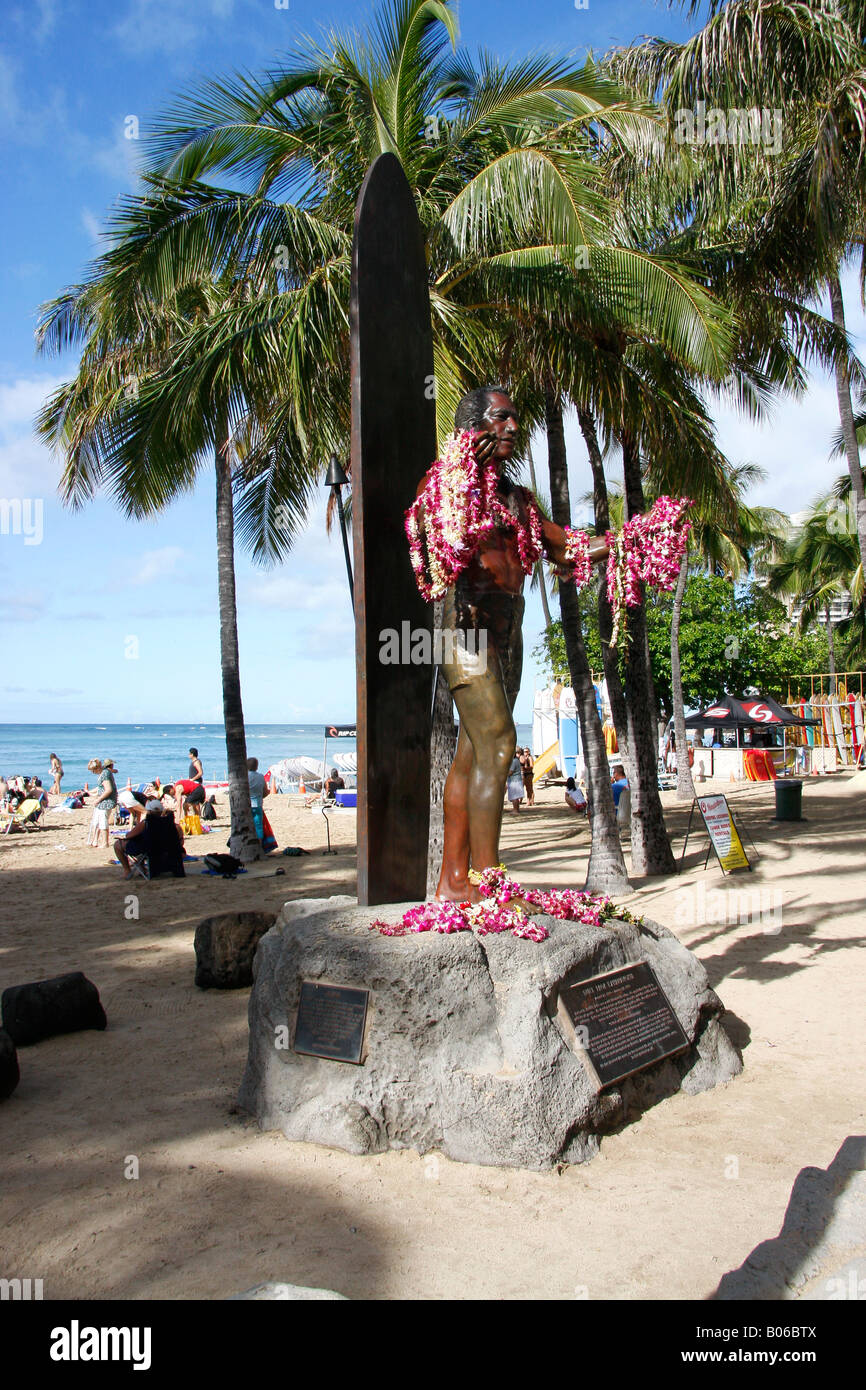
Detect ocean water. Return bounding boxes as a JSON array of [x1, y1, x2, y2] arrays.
[[0, 723, 533, 791]]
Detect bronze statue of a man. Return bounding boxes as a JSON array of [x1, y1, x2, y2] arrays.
[[410, 386, 607, 902]]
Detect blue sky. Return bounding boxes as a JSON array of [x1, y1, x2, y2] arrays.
[[1, 0, 864, 727]]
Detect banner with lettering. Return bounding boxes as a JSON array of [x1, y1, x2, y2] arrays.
[[697, 795, 750, 873]]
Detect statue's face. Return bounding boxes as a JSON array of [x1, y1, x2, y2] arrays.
[[481, 391, 519, 462]]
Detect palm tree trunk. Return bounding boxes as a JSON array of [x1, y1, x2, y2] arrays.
[[828, 273, 866, 572], [426, 600, 457, 897], [215, 425, 262, 862], [577, 407, 631, 765], [619, 430, 676, 876], [671, 552, 696, 801], [546, 387, 630, 895]]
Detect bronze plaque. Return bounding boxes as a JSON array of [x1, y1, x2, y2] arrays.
[[293, 982, 369, 1065], [557, 962, 689, 1090]]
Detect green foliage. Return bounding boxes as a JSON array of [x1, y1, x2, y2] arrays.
[[648, 575, 830, 713], [536, 574, 830, 710], [533, 582, 603, 678]]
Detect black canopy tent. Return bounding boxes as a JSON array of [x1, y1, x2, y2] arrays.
[[683, 695, 819, 770], [683, 695, 819, 731]]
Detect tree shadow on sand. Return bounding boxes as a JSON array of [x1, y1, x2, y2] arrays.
[[712, 1135, 866, 1300]]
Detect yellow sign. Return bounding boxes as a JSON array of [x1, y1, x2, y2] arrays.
[[697, 795, 750, 873]]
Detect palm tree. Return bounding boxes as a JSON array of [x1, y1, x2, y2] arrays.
[[670, 469, 788, 800], [614, 0, 866, 574], [767, 501, 863, 677], [96, 0, 738, 891], [543, 385, 631, 895], [35, 251, 322, 860]]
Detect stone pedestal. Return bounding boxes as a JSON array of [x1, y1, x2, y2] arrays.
[[239, 896, 742, 1171]]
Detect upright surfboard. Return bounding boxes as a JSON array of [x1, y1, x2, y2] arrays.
[[351, 153, 436, 905]]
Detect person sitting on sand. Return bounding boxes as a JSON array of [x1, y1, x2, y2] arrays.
[[27, 779, 49, 809], [324, 767, 344, 800], [610, 764, 629, 810], [113, 801, 185, 880], [564, 777, 587, 816]]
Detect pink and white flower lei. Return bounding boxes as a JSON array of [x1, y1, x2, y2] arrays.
[[562, 526, 592, 587], [406, 431, 569, 601], [606, 496, 692, 648], [369, 865, 643, 942]]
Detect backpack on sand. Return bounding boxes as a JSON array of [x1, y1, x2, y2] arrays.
[[203, 852, 241, 877]]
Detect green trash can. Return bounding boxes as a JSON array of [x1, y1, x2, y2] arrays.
[[774, 778, 803, 821]]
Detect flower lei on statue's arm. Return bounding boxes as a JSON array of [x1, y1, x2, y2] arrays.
[[605, 496, 692, 649], [405, 434, 690, 645], [370, 866, 644, 942], [561, 526, 593, 587]]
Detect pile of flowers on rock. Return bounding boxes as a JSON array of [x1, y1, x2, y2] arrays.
[[370, 866, 643, 943]]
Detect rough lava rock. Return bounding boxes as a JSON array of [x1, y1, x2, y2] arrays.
[[1, 972, 107, 1047], [229, 1282, 348, 1300], [239, 896, 742, 1170], [194, 911, 278, 989], [0, 1029, 19, 1099]]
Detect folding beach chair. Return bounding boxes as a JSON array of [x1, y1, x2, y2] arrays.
[[657, 758, 676, 791], [126, 813, 185, 879], [1, 798, 45, 835]]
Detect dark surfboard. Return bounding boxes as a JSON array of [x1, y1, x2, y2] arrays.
[[351, 152, 435, 905]]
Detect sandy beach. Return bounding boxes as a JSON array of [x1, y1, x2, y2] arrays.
[[1, 773, 864, 1301]]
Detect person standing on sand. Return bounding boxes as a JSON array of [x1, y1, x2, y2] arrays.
[[519, 747, 535, 806], [506, 753, 524, 813], [188, 748, 204, 784], [49, 753, 63, 798], [92, 758, 118, 849]]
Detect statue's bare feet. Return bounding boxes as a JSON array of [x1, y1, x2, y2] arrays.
[[433, 882, 481, 904], [507, 895, 542, 916]]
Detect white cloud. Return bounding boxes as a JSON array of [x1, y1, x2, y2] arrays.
[[0, 50, 69, 146], [0, 591, 46, 623], [0, 377, 66, 433], [133, 546, 185, 585], [0, 377, 68, 495], [246, 573, 349, 613], [81, 207, 103, 247], [11, 0, 59, 43], [112, 0, 236, 56], [31, 0, 59, 42]]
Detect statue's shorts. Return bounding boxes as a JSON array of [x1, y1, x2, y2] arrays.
[[440, 583, 524, 714]]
